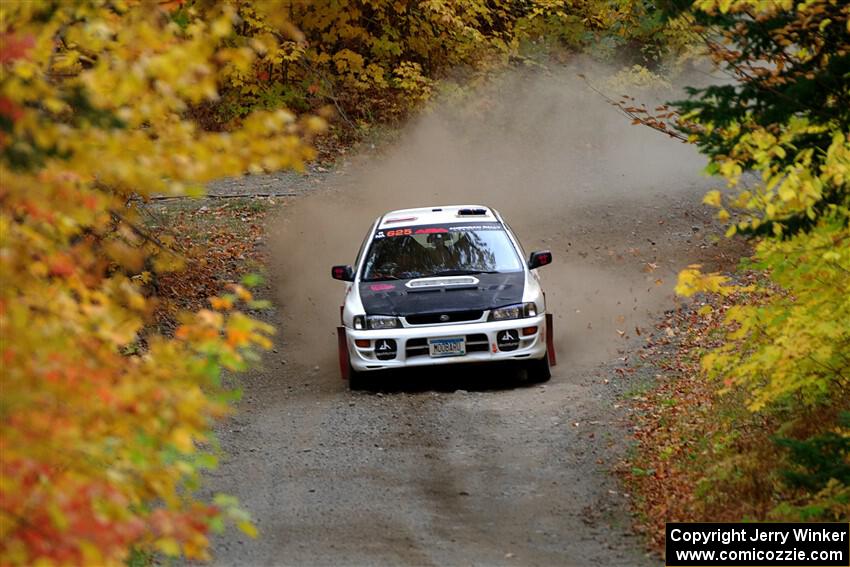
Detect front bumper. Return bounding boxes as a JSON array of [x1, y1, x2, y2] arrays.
[[345, 315, 547, 372]]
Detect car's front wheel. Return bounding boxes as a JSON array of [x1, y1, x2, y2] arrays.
[[348, 364, 369, 391], [526, 354, 551, 383]]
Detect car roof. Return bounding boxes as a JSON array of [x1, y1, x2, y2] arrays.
[[377, 205, 500, 229]]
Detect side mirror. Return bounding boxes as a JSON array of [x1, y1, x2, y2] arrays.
[[528, 250, 553, 270], [331, 265, 354, 281]]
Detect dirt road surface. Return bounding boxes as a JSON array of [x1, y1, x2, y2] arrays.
[[204, 70, 743, 566]]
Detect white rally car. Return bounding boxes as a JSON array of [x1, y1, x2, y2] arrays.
[[331, 205, 556, 389]]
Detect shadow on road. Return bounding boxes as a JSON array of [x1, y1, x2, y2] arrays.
[[350, 361, 543, 394]]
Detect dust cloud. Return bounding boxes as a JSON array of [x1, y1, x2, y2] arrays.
[[269, 62, 718, 378]]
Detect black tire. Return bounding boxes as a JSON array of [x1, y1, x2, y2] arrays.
[[348, 365, 369, 391], [526, 354, 551, 383]]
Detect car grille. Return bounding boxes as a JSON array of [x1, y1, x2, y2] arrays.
[[405, 334, 490, 359], [404, 310, 484, 325]]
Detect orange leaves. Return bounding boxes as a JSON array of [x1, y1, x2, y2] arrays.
[[175, 289, 274, 371], [226, 328, 250, 347], [46, 253, 75, 277], [158, 0, 187, 13], [210, 296, 234, 310], [0, 96, 23, 127], [0, 33, 35, 64], [233, 285, 253, 302], [210, 283, 253, 311], [0, 301, 245, 562], [0, 464, 147, 566]]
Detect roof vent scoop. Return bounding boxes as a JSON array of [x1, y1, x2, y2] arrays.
[[457, 208, 487, 216]]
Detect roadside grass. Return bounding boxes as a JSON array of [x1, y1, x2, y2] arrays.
[[141, 197, 274, 239], [623, 380, 654, 400]]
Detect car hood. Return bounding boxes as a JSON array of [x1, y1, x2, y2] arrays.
[[358, 272, 525, 316]]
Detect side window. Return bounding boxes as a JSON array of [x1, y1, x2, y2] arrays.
[[353, 221, 376, 275]]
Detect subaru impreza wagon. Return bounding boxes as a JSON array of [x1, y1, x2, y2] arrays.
[[331, 205, 556, 389]]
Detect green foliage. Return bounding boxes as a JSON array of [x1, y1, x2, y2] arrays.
[[775, 415, 850, 492], [770, 479, 850, 521], [669, 0, 850, 236]]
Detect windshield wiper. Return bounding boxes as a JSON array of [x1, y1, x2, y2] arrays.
[[362, 275, 400, 282]]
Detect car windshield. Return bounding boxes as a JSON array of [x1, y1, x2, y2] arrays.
[[361, 223, 523, 281]]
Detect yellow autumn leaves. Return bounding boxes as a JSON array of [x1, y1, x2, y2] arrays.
[[704, 125, 848, 238]]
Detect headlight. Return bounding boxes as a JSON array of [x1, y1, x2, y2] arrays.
[[489, 302, 538, 321], [367, 315, 399, 330], [353, 315, 400, 330]]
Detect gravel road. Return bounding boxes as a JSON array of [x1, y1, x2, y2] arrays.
[[202, 71, 746, 566]]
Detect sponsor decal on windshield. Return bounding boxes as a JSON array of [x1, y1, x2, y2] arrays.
[[414, 227, 448, 234]]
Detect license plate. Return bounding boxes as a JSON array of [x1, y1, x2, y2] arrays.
[[428, 337, 466, 358]]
